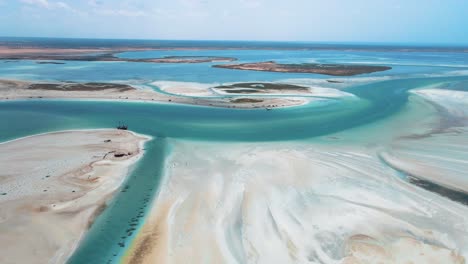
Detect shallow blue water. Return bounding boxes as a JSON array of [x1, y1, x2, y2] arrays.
[[67, 138, 169, 264], [1, 76, 467, 143]]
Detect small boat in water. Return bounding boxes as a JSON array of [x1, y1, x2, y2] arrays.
[[116, 121, 128, 130]]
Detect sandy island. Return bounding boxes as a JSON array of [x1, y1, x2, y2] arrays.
[[0, 129, 149, 264], [213, 61, 392, 76], [0, 79, 310, 109]]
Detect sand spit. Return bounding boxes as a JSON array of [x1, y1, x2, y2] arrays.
[[0, 129, 149, 264], [0, 79, 308, 109]]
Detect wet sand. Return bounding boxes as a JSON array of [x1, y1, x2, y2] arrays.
[[0, 130, 149, 264]]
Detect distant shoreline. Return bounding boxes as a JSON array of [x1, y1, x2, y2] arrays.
[[0, 46, 236, 63], [1, 37, 467, 52]]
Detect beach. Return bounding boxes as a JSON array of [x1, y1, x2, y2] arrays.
[[0, 129, 149, 264]]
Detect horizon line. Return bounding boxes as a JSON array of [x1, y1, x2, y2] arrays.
[[1, 36, 468, 47]]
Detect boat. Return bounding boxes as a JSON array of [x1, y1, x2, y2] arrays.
[[116, 121, 128, 130]]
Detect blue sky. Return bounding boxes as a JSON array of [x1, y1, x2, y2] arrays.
[[1, 0, 468, 44]]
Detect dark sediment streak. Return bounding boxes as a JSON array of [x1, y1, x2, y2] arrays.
[[378, 153, 468, 206], [36, 61, 66, 64], [408, 175, 468, 206]]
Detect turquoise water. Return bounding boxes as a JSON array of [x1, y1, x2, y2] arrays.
[[1, 40, 468, 263], [68, 139, 169, 263], [1, 76, 467, 143]]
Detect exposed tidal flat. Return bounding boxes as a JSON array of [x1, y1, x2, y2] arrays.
[[1, 40, 468, 263]]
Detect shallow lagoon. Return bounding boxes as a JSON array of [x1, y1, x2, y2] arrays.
[[1, 41, 468, 263]]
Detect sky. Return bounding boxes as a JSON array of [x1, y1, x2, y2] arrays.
[[1, 0, 468, 44]]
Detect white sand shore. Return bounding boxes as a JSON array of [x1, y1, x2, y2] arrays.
[[0, 129, 149, 264]]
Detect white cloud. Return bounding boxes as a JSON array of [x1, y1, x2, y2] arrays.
[[97, 9, 147, 17], [83, 0, 149, 17], [239, 0, 263, 9], [87, 0, 100, 7], [56, 1, 70, 9], [20, 0, 50, 8], [20, 0, 80, 13]]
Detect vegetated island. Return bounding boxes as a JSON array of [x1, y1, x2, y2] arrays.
[[213, 61, 391, 76], [214, 82, 310, 94], [28, 82, 135, 92]]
